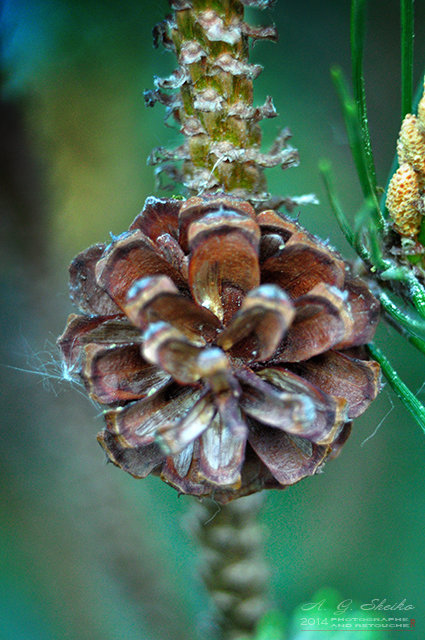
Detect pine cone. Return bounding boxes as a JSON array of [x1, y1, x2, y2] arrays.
[[58, 195, 380, 503]]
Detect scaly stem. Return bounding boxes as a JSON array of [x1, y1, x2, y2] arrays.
[[148, 0, 298, 203], [172, 0, 263, 194], [189, 494, 270, 640]]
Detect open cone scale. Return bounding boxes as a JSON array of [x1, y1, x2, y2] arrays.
[[58, 195, 380, 503]]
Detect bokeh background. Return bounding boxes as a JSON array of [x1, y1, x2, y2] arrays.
[[1, 1, 425, 638]]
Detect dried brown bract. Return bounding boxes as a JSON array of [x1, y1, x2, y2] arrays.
[[58, 195, 380, 502]]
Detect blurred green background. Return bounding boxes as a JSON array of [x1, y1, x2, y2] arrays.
[[1, 1, 424, 638]]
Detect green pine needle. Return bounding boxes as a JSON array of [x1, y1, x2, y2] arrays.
[[353, 199, 388, 267], [401, 0, 414, 118], [368, 342, 425, 434], [380, 291, 425, 336], [407, 333, 425, 356], [331, 66, 384, 230], [405, 273, 425, 319], [319, 160, 355, 247], [351, 0, 377, 191]]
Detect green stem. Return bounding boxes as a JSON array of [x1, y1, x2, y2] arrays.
[[367, 342, 425, 433], [401, 0, 414, 119]]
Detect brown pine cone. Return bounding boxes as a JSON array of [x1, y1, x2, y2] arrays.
[[58, 195, 380, 503]]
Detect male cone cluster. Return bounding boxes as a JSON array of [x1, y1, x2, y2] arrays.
[[386, 79, 425, 239]]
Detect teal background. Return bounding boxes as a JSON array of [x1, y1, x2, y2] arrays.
[[1, 1, 424, 638]]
